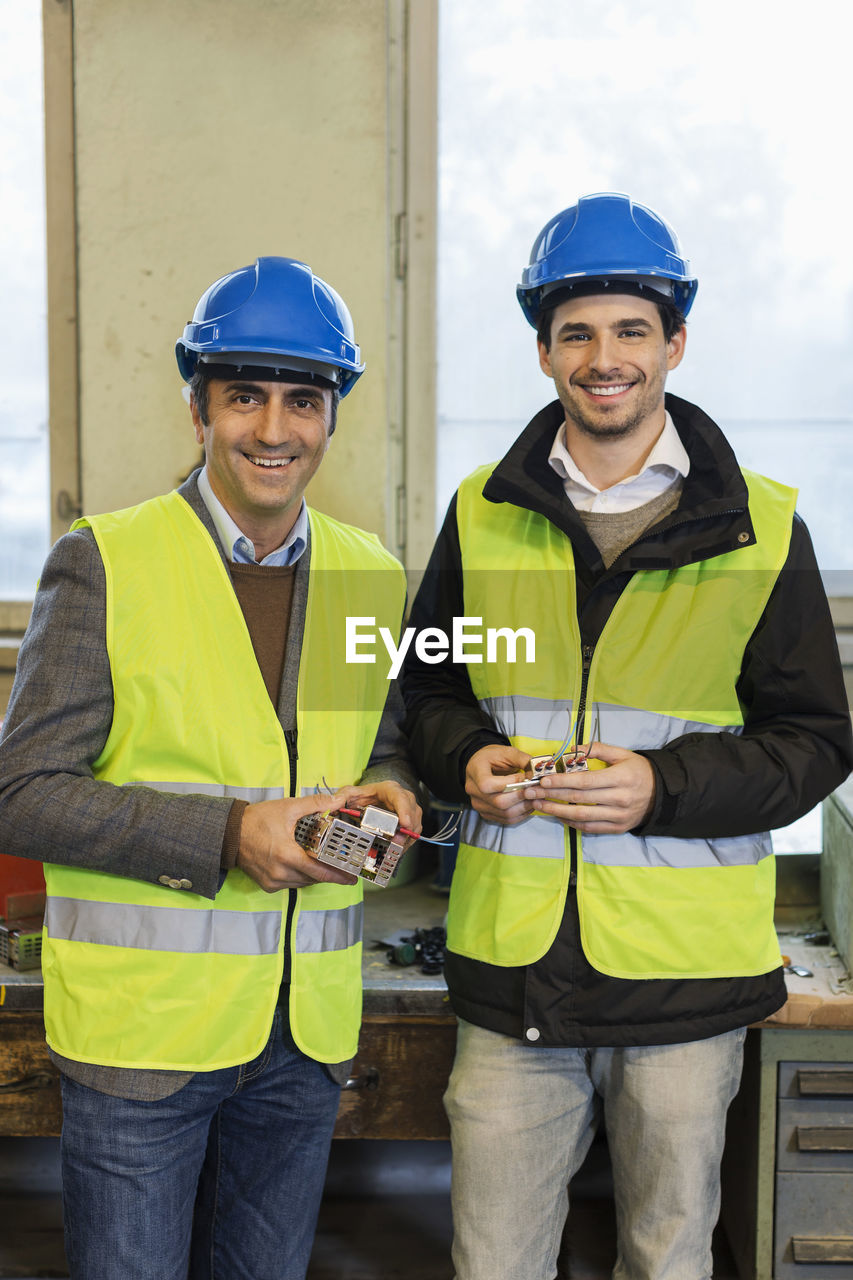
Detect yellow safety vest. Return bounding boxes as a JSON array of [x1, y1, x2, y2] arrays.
[[42, 491, 405, 1070], [449, 464, 796, 979]]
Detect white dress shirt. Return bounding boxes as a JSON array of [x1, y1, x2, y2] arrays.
[[547, 411, 690, 513]]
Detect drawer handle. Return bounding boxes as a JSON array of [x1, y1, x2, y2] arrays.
[[796, 1125, 853, 1153], [797, 1069, 853, 1097], [792, 1237, 853, 1263], [342, 1068, 380, 1092], [0, 1070, 56, 1095]]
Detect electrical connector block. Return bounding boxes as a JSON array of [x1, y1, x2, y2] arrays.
[[503, 706, 600, 793], [293, 805, 416, 888], [503, 751, 591, 792]]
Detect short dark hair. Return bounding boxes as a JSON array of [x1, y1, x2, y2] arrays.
[[536, 296, 686, 349], [189, 367, 340, 435], [189, 368, 211, 426]]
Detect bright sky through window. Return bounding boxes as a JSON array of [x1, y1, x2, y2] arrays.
[[0, 0, 49, 600], [437, 0, 853, 586]]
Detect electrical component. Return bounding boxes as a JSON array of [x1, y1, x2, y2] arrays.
[[0, 916, 43, 971], [503, 752, 586, 792], [295, 801, 460, 888], [503, 706, 600, 792], [294, 805, 416, 888]]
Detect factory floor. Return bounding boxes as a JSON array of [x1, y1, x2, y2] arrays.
[[0, 1134, 740, 1279]]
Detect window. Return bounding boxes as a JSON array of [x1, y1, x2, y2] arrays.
[[437, 0, 853, 595], [0, 0, 49, 603]]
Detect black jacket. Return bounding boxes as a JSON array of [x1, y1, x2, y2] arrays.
[[401, 394, 853, 1046]]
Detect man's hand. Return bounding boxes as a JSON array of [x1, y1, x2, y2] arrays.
[[522, 741, 655, 833], [237, 792, 360, 893], [465, 744, 534, 826], [331, 780, 422, 836]]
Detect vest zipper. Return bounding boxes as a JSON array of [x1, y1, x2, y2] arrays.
[[569, 644, 595, 888], [284, 728, 299, 798], [575, 645, 595, 742]]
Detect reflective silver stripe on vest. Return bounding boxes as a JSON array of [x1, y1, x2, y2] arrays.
[[478, 696, 576, 743], [479, 696, 740, 748], [45, 896, 281, 955], [294, 902, 363, 953], [460, 810, 770, 868], [459, 810, 567, 860], [581, 830, 773, 869], [133, 780, 287, 802]]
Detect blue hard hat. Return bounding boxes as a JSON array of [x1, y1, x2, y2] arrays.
[[176, 256, 365, 397], [517, 192, 698, 327]]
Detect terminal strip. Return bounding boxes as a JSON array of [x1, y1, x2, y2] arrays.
[[503, 707, 600, 792]]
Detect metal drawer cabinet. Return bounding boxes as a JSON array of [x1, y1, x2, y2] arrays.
[[774, 1062, 853, 1279], [721, 1028, 853, 1280]]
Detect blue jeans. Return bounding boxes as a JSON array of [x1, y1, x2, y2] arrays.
[[59, 1012, 341, 1280], [444, 1019, 746, 1280]]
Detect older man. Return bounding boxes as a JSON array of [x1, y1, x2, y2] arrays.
[[0, 256, 419, 1280]]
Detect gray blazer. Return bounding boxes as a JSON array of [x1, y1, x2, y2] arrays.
[[0, 473, 415, 1095]]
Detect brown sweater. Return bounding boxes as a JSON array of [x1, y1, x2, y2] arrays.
[[230, 561, 296, 701], [577, 480, 684, 568], [220, 561, 297, 867]]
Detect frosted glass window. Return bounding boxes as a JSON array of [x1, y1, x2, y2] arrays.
[[438, 0, 853, 590], [0, 0, 49, 600]]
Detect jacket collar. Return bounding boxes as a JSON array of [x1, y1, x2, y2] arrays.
[[481, 393, 756, 574], [177, 469, 227, 568]]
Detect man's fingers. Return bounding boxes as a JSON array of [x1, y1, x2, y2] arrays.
[[583, 741, 630, 766], [531, 761, 629, 801], [466, 745, 532, 798], [305, 857, 359, 886], [331, 783, 422, 834], [473, 796, 533, 825], [267, 847, 358, 891], [524, 778, 610, 805], [530, 799, 640, 833], [291, 790, 344, 818], [470, 768, 526, 796]]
